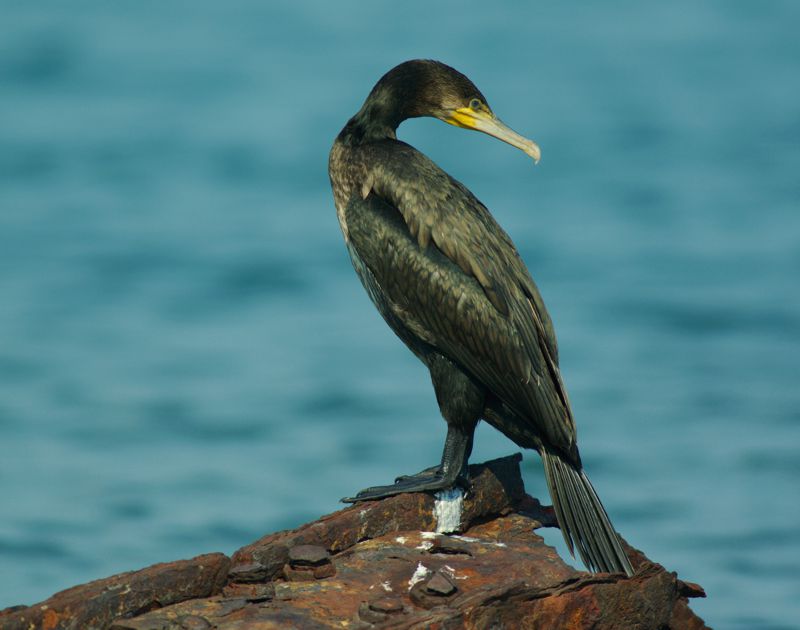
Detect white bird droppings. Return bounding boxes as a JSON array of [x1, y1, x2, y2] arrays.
[[408, 562, 431, 590], [434, 488, 463, 533], [442, 564, 468, 580]]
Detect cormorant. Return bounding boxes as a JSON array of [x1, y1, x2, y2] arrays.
[[329, 59, 633, 576]]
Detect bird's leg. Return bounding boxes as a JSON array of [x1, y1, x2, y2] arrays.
[[394, 420, 477, 483], [342, 355, 482, 503], [342, 423, 474, 503]]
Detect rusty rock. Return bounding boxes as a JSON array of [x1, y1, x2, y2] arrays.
[[288, 544, 330, 566], [0, 553, 230, 630], [229, 454, 527, 580], [428, 535, 473, 556], [358, 596, 407, 623], [369, 596, 404, 613], [516, 493, 559, 527], [176, 614, 212, 629], [1, 455, 709, 630], [227, 561, 268, 583], [425, 570, 457, 596], [283, 560, 336, 582], [283, 564, 317, 582], [284, 544, 336, 581], [312, 562, 336, 579], [678, 578, 707, 598], [222, 581, 275, 601], [671, 598, 713, 630], [410, 568, 458, 609]]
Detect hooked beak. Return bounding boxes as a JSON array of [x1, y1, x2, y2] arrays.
[[444, 107, 541, 164]]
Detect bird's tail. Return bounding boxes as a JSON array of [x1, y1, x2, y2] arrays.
[[541, 447, 634, 576]]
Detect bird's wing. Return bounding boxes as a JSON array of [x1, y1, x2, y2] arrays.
[[345, 155, 577, 454]]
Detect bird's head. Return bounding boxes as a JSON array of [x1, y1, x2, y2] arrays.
[[363, 59, 540, 163]]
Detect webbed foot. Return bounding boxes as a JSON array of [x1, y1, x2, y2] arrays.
[[342, 466, 471, 503], [342, 421, 476, 503]]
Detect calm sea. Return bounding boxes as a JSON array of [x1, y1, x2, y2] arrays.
[[1, 2, 798, 628]]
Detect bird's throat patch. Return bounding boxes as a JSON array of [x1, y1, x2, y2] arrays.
[[446, 108, 478, 130]]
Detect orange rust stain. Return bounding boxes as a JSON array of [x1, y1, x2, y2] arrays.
[[42, 609, 61, 630]]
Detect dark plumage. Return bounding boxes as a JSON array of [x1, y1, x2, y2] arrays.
[[329, 59, 633, 576]]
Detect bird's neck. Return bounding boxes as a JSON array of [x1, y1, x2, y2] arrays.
[[338, 103, 401, 146], [339, 76, 429, 146]]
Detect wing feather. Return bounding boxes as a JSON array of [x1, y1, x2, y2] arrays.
[[343, 140, 576, 455]]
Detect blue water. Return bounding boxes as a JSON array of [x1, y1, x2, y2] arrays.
[[1, 3, 798, 628]]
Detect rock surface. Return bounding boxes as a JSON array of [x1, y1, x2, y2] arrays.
[[0, 455, 709, 629]]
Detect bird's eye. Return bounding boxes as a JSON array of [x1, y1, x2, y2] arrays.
[[469, 98, 482, 111]]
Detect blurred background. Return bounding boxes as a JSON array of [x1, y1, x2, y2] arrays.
[[1, 2, 798, 627]]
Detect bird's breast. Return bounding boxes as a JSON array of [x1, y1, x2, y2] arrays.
[[329, 141, 375, 243]]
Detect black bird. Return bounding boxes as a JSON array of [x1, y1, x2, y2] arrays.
[[329, 59, 633, 576]]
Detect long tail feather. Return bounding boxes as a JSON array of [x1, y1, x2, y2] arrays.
[[541, 448, 634, 576]]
